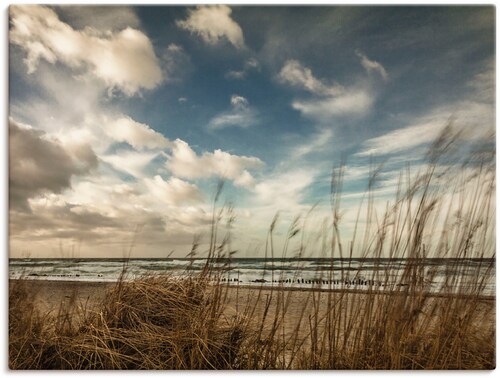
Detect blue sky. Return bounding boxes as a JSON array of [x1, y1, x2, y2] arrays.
[[8, 5, 495, 258]]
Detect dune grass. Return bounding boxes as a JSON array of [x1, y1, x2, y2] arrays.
[[9, 126, 495, 369]]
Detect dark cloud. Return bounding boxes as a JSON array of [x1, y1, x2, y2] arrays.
[[9, 119, 98, 211], [9, 202, 205, 257], [9, 205, 119, 241]]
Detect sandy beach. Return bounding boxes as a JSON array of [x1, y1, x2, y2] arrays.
[[11, 278, 495, 344], [9, 277, 496, 369]]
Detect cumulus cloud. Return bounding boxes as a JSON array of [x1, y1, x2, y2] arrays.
[[166, 139, 264, 188], [9, 119, 98, 211], [104, 116, 172, 150], [9, 168, 219, 257], [208, 95, 259, 129], [69, 177, 211, 231], [278, 60, 374, 122], [355, 50, 388, 80], [176, 5, 244, 48], [9, 165, 217, 257], [144, 175, 203, 206], [10, 5, 163, 96]]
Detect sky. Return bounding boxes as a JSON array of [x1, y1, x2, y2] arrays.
[[8, 4, 495, 258]]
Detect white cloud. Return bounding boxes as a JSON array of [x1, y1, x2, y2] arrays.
[[101, 150, 159, 178], [64, 178, 142, 218], [278, 60, 343, 96], [443, 101, 494, 140], [166, 206, 213, 228], [10, 5, 163, 96], [208, 94, 259, 129], [176, 5, 244, 48], [357, 121, 443, 157], [104, 116, 172, 150], [292, 89, 374, 120], [355, 50, 388, 80], [144, 175, 203, 206], [166, 139, 264, 188], [253, 170, 316, 210], [357, 100, 494, 158], [278, 60, 375, 122], [9, 59, 108, 146], [231, 95, 248, 107]]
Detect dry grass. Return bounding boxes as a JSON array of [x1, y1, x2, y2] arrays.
[[8, 268, 495, 370], [9, 274, 248, 369], [9, 125, 495, 369]]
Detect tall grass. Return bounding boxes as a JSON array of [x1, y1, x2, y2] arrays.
[[9, 126, 495, 369]]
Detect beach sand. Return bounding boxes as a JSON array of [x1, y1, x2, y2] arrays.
[[10, 278, 495, 344], [9, 278, 496, 369]]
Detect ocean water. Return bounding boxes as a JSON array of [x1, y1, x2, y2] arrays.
[[9, 257, 495, 296]]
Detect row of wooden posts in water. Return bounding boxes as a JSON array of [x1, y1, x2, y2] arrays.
[[215, 277, 390, 286]]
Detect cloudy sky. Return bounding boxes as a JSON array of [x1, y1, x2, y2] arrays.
[[8, 5, 494, 258]]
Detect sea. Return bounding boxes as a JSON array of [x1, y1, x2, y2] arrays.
[[9, 257, 495, 296]]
